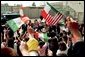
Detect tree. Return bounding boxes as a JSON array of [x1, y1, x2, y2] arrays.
[[32, 2, 36, 6]]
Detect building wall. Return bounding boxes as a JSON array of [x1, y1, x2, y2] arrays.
[[12, 6, 20, 13], [1, 4, 9, 14], [23, 7, 43, 19], [1, 4, 43, 19], [63, 1, 84, 24], [1, 4, 21, 14], [67, 1, 84, 12]]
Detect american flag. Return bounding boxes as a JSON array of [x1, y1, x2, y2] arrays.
[[41, 2, 63, 25]]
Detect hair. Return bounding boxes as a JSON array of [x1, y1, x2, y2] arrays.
[[58, 38, 63, 42], [24, 38, 29, 42], [40, 16, 43, 20], [8, 28, 14, 38], [1, 47, 18, 56], [48, 37, 58, 56], [34, 19, 38, 22], [59, 42, 67, 51], [63, 30, 67, 36], [60, 33, 63, 37], [39, 41, 45, 48], [29, 20, 31, 23], [8, 37, 14, 48], [63, 36, 68, 44], [67, 30, 71, 35], [2, 39, 6, 42]]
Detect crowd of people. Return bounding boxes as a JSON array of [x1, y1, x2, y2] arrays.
[[1, 16, 84, 56]]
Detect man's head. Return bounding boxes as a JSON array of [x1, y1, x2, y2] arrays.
[[1, 47, 18, 56], [39, 41, 45, 48], [58, 41, 67, 51], [40, 16, 43, 20], [65, 16, 82, 44]]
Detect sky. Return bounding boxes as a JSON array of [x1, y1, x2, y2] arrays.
[[1, 1, 61, 7]]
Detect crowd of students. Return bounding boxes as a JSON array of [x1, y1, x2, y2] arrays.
[[1, 16, 84, 56]]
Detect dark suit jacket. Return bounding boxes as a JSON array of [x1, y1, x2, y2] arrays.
[[21, 24, 27, 33], [68, 41, 84, 56], [72, 41, 84, 56]]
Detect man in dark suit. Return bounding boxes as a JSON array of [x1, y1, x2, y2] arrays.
[[21, 23, 27, 34], [66, 16, 84, 56]]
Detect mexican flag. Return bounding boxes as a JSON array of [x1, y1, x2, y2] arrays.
[[39, 32, 48, 42], [41, 2, 63, 25], [43, 33, 48, 42], [6, 16, 29, 32], [6, 17, 24, 32], [7, 5, 29, 32]]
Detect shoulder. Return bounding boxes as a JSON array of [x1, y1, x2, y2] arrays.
[[74, 41, 84, 47], [73, 41, 84, 49]]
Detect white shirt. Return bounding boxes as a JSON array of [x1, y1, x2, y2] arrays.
[[56, 49, 68, 56]]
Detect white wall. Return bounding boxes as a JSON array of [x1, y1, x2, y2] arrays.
[[63, 1, 84, 24], [67, 1, 84, 12]]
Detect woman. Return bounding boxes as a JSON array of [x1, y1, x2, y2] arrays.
[[38, 41, 48, 56], [56, 41, 68, 56]]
